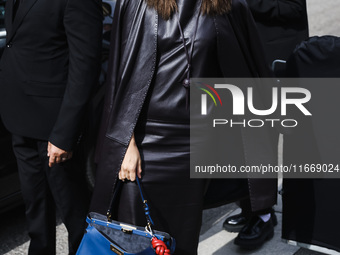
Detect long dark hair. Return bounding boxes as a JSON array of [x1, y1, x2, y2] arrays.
[[145, 0, 232, 20]]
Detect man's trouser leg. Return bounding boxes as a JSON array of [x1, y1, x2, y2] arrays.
[[12, 135, 56, 255], [12, 135, 89, 255]]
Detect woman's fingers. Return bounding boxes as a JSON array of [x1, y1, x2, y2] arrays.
[[137, 159, 142, 179], [118, 162, 140, 181], [118, 167, 141, 181], [129, 171, 136, 182], [118, 134, 142, 181], [118, 170, 124, 180], [119, 163, 136, 181]]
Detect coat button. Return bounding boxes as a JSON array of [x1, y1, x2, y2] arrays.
[[6, 43, 12, 48]]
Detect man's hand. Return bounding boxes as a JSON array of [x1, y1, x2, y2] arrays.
[[47, 142, 73, 167]]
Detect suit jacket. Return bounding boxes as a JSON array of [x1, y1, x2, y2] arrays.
[[246, 0, 309, 65], [0, 0, 103, 150], [90, 0, 278, 214]]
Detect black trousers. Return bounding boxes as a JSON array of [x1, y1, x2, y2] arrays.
[[12, 135, 90, 255]]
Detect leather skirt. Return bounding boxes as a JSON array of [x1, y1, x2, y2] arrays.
[[113, 120, 207, 255]]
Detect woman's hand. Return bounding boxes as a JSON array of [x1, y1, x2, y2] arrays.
[[119, 134, 142, 181]]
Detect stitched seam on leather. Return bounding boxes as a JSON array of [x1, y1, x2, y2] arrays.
[[109, 4, 158, 211]]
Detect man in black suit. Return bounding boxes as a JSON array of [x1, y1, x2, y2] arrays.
[[0, 0, 102, 254], [223, 0, 309, 250]]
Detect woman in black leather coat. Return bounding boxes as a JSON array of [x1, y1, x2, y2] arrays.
[[90, 0, 278, 253]]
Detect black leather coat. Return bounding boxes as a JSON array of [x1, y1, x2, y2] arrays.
[[91, 0, 278, 214]]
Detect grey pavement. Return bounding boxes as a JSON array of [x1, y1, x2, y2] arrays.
[[198, 200, 292, 255], [198, 182, 339, 255], [198, 189, 309, 255], [0, 194, 331, 255]]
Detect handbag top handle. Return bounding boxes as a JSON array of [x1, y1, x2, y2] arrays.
[[106, 176, 155, 232]]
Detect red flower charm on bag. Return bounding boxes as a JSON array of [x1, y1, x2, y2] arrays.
[[152, 237, 171, 255]]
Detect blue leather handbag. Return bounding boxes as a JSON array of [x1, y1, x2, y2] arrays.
[[76, 178, 176, 255]]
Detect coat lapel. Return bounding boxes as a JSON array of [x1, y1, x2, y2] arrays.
[[7, 0, 39, 42]]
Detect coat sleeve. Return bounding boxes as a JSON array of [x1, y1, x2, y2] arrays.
[[245, 0, 306, 22], [94, 0, 135, 161], [48, 0, 103, 151]]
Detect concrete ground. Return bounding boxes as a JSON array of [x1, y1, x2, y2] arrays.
[[198, 186, 340, 255], [198, 187, 303, 255], [198, 195, 298, 255]]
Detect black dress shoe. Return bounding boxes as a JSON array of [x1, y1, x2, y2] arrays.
[[223, 213, 250, 232], [234, 215, 274, 249], [223, 208, 277, 233]]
